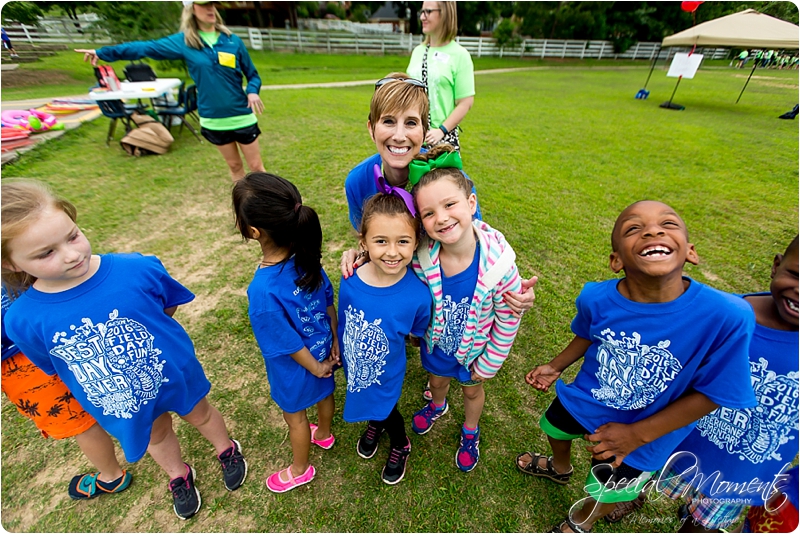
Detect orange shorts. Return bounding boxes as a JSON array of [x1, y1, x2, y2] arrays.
[[1, 352, 96, 439]]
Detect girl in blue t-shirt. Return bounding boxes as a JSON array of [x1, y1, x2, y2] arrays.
[[232, 173, 340, 494], [1, 180, 247, 521], [338, 171, 432, 485]]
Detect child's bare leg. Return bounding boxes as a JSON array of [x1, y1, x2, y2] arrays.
[[462, 382, 485, 428], [180, 397, 232, 455], [429, 374, 450, 404], [74, 423, 124, 482], [548, 435, 573, 473], [313, 394, 334, 441], [283, 410, 311, 477], [147, 412, 187, 480]]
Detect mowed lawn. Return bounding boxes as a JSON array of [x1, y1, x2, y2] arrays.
[[1, 53, 797, 533]]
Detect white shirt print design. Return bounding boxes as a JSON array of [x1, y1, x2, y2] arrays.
[[436, 295, 470, 356], [295, 290, 331, 361], [591, 330, 682, 410], [342, 305, 389, 393], [695, 358, 798, 464], [49, 309, 167, 419]]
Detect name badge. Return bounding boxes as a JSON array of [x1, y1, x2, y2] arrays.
[[432, 51, 450, 63], [218, 51, 236, 69]]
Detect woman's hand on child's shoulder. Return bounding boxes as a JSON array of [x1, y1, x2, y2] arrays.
[[503, 276, 538, 317], [584, 422, 646, 468], [341, 249, 360, 279], [525, 363, 560, 391]]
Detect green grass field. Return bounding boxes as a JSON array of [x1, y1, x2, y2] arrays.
[[1, 51, 797, 532]]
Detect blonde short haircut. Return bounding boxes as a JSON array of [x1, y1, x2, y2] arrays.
[[180, 4, 232, 50], [369, 72, 430, 137], [424, 1, 458, 45]]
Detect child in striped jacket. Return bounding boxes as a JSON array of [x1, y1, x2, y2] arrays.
[[409, 144, 523, 472]]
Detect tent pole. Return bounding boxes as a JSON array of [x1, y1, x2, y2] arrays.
[[642, 45, 660, 89], [736, 60, 758, 104]]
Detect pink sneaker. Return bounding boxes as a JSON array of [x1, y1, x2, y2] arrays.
[[309, 423, 335, 450], [265, 465, 315, 493]]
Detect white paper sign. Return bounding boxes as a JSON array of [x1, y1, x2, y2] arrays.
[[667, 53, 704, 79]]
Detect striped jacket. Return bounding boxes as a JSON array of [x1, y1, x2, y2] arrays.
[[412, 220, 522, 379]]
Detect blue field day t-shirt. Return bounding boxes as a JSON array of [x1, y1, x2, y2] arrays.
[[420, 244, 480, 382], [338, 267, 431, 422], [667, 293, 799, 505], [1, 287, 21, 361], [247, 257, 335, 413], [344, 153, 483, 231], [4, 254, 210, 463], [555, 278, 758, 472]]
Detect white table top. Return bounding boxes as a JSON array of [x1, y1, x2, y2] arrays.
[[89, 78, 182, 101]]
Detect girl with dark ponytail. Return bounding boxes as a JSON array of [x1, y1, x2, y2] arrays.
[[232, 172, 339, 493]]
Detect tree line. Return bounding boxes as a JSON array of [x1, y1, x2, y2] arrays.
[[2, 1, 797, 50]]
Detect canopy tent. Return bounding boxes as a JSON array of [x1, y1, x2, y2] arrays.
[[652, 9, 799, 105], [662, 9, 799, 49]]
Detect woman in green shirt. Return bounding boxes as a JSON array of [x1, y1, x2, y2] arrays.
[[407, 1, 475, 153]]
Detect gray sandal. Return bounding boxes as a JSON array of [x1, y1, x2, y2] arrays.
[[516, 452, 573, 485]]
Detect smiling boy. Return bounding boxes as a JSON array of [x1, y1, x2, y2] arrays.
[[516, 200, 758, 533]]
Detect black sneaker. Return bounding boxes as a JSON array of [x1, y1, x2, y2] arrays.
[[356, 423, 385, 459], [218, 439, 247, 491], [169, 464, 201, 520], [382, 438, 411, 485]]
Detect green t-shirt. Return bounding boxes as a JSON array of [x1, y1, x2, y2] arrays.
[[196, 30, 257, 131], [407, 40, 475, 129]]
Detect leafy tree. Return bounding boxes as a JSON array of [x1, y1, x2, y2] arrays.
[[35, 1, 95, 20], [493, 17, 522, 48], [1, 1, 44, 25], [325, 1, 347, 20], [92, 1, 181, 43]]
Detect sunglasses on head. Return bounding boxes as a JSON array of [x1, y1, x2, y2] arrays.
[[374, 77, 426, 90]]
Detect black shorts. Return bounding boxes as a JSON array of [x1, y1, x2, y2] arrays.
[[545, 397, 645, 485], [200, 123, 260, 146]]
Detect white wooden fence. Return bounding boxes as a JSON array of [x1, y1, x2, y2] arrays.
[[4, 21, 730, 61]]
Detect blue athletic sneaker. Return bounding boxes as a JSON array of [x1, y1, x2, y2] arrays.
[[411, 400, 448, 435], [455, 426, 480, 472]]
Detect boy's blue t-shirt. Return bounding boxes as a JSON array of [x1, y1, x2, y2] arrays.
[[420, 244, 480, 380], [1, 287, 21, 361], [555, 278, 757, 472], [344, 153, 482, 231], [338, 267, 431, 422], [3, 254, 209, 463], [247, 258, 335, 413], [668, 293, 799, 505]]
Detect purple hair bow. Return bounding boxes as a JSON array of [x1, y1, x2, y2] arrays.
[[373, 165, 416, 217]]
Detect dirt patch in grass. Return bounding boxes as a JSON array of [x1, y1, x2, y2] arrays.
[[1, 69, 73, 88]]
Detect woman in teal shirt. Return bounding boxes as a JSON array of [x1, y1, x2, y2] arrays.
[[77, 1, 265, 181]]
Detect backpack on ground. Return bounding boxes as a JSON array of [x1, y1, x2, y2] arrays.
[[120, 113, 174, 156]]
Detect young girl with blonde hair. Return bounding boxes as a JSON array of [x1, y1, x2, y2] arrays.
[[2, 180, 246, 520]]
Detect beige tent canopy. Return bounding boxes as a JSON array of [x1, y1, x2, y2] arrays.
[[662, 9, 799, 49]]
